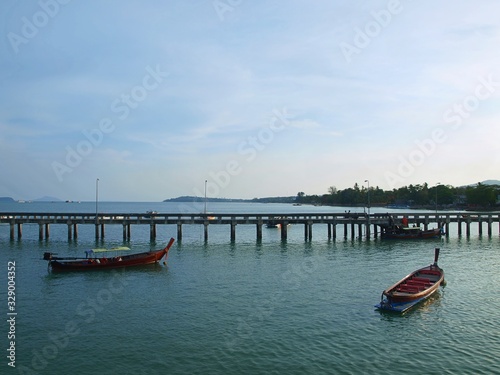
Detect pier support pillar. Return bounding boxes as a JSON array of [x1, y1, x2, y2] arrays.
[[280, 221, 288, 241], [488, 216, 492, 237], [73, 224, 77, 239], [478, 217, 483, 236], [351, 222, 355, 239], [127, 224, 131, 239], [39, 223, 44, 240], [466, 219, 471, 237], [17, 223, 22, 239], [358, 223, 362, 239], [177, 223, 182, 241], [458, 218, 462, 236], [327, 223, 331, 240], [67, 224, 72, 240], [304, 223, 309, 240], [344, 223, 348, 238], [101, 223, 105, 238], [307, 222, 312, 241], [45, 223, 50, 239], [230, 222, 236, 242], [204, 222, 209, 242], [150, 224, 156, 240], [332, 222, 336, 239], [123, 224, 127, 240], [10, 223, 15, 240], [256, 223, 262, 241], [365, 219, 371, 239], [95, 224, 99, 239]]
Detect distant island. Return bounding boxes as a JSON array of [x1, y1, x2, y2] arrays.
[[0, 196, 63, 203], [163, 196, 297, 204]]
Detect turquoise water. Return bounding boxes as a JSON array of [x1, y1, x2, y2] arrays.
[[1, 202, 499, 374]]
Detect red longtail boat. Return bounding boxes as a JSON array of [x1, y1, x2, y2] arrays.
[[44, 238, 174, 272], [376, 248, 445, 313]]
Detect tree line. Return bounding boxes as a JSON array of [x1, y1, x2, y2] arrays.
[[296, 182, 500, 209]]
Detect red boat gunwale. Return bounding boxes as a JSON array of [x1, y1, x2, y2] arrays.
[[381, 248, 445, 305], [383, 264, 444, 302]]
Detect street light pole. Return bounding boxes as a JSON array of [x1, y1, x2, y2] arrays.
[[204, 179, 207, 216], [95, 178, 99, 224], [435, 182, 440, 214], [364, 179, 370, 215]]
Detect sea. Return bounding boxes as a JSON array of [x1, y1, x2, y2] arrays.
[[1, 201, 499, 375]]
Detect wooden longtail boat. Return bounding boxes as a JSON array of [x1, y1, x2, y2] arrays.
[[375, 248, 445, 313], [381, 226, 443, 240], [44, 238, 174, 272]]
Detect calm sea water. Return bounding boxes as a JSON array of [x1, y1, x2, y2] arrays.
[[1, 202, 499, 374]]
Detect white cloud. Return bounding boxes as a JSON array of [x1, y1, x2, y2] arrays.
[[1, 1, 500, 200]]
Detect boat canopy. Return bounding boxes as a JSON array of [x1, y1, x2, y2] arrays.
[[85, 246, 131, 257]]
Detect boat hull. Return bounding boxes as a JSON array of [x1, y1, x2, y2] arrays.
[[375, 294, 436, 313], [48, 238, 174, 272], [381, 228, 442, 240], [376, 261, 444, 313]]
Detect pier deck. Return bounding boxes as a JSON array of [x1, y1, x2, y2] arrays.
[[1, 212, 499, 241]]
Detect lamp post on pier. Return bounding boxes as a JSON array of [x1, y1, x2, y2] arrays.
[[435, 182, 441, 214], [364, 179, 370, 215], [95, 178, 99, 238], [364, 179, 371, 239], [204, 179, 207, 216], [435, 182, 441, 231]]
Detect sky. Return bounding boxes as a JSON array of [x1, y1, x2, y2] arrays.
[[1, 0, 499, 201]]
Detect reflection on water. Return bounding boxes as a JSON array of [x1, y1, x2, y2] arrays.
[[1, 202, 499, 374]]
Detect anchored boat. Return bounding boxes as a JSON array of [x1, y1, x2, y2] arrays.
[[376, 248, 445, 313], [381, 226, 443, 239], [44, 238, 174, 272]]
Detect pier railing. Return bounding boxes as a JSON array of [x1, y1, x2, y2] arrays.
[[1, 212, 499, 241]]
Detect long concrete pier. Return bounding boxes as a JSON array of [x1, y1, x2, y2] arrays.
[[1, 211, 499, 241]]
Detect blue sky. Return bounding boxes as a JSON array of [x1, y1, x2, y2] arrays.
[[1, 0, 499, 201]]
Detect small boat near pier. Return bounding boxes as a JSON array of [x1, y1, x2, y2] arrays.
[[381, 226, 443, 239]]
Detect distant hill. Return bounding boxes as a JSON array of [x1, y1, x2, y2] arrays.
[[462, 180, 500, 187], [0, 197, 15, 202], [251, 196, 296, 204], [480, 180, 500, 186], [164, 196, 248, 203]]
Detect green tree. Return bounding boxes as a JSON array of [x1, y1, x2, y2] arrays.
[[296, 192, 305, 203], [465, 183, 497, 207]]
